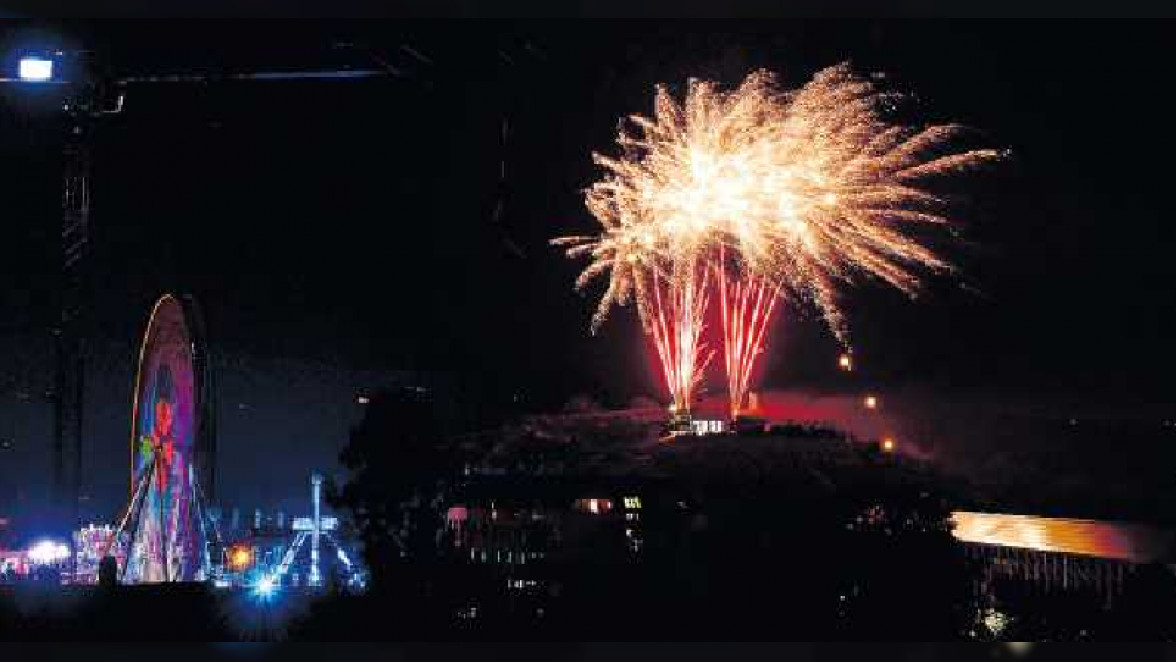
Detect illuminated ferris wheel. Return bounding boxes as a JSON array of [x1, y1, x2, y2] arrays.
[[109, 294, 217, 583]]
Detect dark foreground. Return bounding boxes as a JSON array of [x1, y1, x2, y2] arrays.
[[7, 427, 1176, 640], [1, 579, 960, 641], [5, 550, 1176, 640]]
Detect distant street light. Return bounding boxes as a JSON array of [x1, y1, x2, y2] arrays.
[[838, 353, 852, 371], [864, 395, 878, 410], [882, 437, 895, 452]]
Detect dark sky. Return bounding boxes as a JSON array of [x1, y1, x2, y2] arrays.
[[1, 22, 1174, 527]]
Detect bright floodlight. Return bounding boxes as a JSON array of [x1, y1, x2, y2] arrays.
[[254, 575, 277, 598], [18, 57, 53, 82]]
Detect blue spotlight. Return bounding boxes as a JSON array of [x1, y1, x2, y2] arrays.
[[253, 575, 277, 600]]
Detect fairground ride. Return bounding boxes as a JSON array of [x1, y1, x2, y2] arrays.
[[103, 294, 218, 583]]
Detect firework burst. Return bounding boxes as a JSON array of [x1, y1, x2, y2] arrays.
[[555, 62, 1002, 415]]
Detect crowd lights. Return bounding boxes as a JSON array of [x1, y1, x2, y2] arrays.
[[27, 540, 70, 564]]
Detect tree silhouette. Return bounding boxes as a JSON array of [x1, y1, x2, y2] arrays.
[[335, 386, 458, 595]]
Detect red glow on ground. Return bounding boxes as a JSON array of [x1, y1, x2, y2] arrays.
[[687, 389, 912, 450]]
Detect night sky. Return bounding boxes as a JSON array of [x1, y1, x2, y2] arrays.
[[1, 22, 1174, 529]]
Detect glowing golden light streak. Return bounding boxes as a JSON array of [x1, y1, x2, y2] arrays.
[[951, 512, 1175, 564]]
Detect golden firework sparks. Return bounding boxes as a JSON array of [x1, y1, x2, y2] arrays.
[[555, 63, 1003, 413]]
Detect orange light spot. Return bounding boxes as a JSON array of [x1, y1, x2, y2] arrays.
[[229, 547, 253, 569]]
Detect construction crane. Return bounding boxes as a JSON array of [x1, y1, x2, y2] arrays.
[[1, 43, 406, 574]]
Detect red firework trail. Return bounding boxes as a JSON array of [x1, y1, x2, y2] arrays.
[[717, 251, 779, 419], [649, 265, 711, 413]]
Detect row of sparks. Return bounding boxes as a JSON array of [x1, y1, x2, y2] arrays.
[[555, 63, 1003, 418]]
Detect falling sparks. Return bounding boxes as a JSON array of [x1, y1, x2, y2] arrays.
[[555, 63, 1002, 414]]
